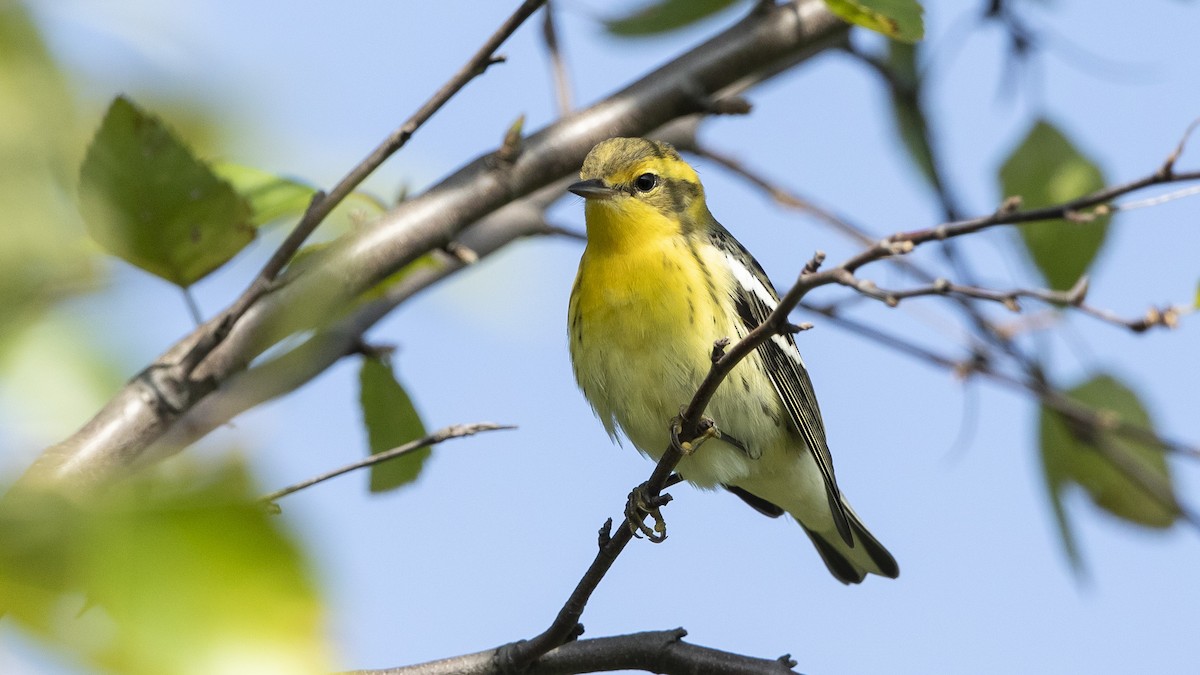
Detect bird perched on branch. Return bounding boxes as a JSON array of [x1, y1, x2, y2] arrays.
[[567, 137, 898, 584]]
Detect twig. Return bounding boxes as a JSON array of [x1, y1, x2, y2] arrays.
[[541, 0, 573, 116], [687, 143, 881, 247], [260, 423, 513, 503], [835, 168, 1200, 275], [831, 273, 1191, 333], [347, 629, 797, 675], [182, 0, 547, 377], [1163, 116, 1200, 175], [685, 137, 1046, 378], [1111, 183, 1200, 212], [800, 302, 1200, 460]]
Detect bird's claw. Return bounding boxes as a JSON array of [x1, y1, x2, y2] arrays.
[[625, 481, 673, 542], [670, 414, 723, 456]]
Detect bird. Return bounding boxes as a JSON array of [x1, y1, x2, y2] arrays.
[[566, 137, 898, 584]]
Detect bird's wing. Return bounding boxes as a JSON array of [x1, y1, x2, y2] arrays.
[[709, 225, 854, 545]]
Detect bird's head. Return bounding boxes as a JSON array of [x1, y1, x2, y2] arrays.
[[569, 137, 711, 250]]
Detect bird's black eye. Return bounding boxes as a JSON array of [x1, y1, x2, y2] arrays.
[[633, 173, 659, 192]]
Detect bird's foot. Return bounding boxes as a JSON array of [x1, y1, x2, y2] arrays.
[[671, 414, 757, 459], [625, 481, 673, 542], [670, 414, 721, 455]]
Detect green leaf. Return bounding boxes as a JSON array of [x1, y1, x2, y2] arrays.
[[606, 0, 740, 36], [886, 40, 938, 188], [360, 353, 430, 493], [214, 161, 388, 235], [1194, 280, 1199, 308], [78, 96, 254, 287], [1040, 374, 1179, 572], [0, 4, 101, 343], [1000, 120, 1110, 290], [0, 460, 329, 674], [213, 162, 318, 228], [0, 315, 124, 438], [825, 0, 925, 43]]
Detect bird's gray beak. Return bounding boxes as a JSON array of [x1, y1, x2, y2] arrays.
[[568, 179, 617, 200]]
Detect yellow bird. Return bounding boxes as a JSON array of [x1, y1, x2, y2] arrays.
[[567, 138, 898, 584]]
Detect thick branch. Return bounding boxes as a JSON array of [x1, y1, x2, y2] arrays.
[[147, 181, 570, 460], [348, 629, 797, 675], [20, 0, 850, 489]]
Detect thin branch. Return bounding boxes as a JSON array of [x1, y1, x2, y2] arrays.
[[687, 143, 882, 247], [827, 166, 1200, 279], [1163, 116, 1200, 175], [683, 137, 1047, 373], [541, 0, 573, 116], [261, 423, 513, 504], [831, 273, 1192, 333], [1111, 183, 1200, 212], [801, 301, 1200, 460], [347, 629, 797, 675], [178, 0, 547, 383]]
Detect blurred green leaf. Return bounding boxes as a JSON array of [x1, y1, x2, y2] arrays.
[[1194, 280, 1199, 308], [0, 460, 329, 674], [886, 41, 938, 187], [213, 162, 317, 228], [360, 354, 430, 493], [1000, 119, 1109, 290], [78, 96, 254, 287], [825, 0, 924, 43], [0, 5, 101, 345], [213, 162, 387, 234], [1040, 374, 1179, 572], [0, 316, 125, 440], [606, 0, 740, 36]]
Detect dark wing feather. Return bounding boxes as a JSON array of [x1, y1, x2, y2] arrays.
[[709, 225, 854, 546], [725, 484, 785, 518]]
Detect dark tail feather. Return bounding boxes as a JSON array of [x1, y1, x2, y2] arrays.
[[801, 524, 866, 584], [854, 515, 900, 579], [800, 511, 899, 585]]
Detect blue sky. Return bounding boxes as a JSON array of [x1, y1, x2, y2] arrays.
[[3, 1, 1199, 673]]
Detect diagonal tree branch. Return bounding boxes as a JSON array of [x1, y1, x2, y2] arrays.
[[502, 142, 1200, 669], [148, 180, 572, 461], [16, 0, 851, 490]]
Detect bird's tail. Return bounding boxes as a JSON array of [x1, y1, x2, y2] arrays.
[[799, 504, 899, 585]]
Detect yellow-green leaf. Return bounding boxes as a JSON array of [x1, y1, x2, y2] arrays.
[[0, 460, 329, 674], [214, 161, 387, 236], [213, 162, 318, 228], [360, 354, 430, 493], [606, 0, 740, 36], [825, 0, 924, 43], [0, 4, 101, 343], [1040, 374, 1179, 572], [78, 96, 254, 287], [1000, 120, 1109, 290]]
